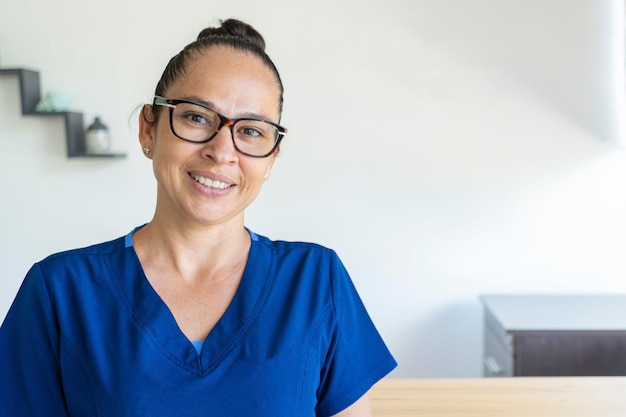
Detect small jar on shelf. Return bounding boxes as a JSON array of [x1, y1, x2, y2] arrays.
[[85, 116, 111, 155]]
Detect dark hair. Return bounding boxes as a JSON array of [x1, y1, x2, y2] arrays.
[[145, 18, 284, 123]]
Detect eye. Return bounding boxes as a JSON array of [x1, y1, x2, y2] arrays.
[[236, 120, 275, 140], [173, 102, 219, 129], [241, 126, 265, 138], [184, 112, 211, 126]]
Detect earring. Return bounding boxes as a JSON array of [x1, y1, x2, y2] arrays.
[[264, 173, 269, 180], [142, 147, 151, 155]]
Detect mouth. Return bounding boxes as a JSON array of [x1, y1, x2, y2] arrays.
[[191, 174, 233, 190]]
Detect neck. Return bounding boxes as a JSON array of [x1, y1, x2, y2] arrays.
[[133, 214, 251, 284]]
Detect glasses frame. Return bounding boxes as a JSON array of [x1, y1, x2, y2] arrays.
[[152, 96, 287, 158]]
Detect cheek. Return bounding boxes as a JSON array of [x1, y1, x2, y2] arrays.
[[152, 116, 170, 147], [241, 160, 273, 185]]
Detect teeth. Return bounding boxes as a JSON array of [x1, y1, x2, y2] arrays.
[[192, 175, 231, 189]]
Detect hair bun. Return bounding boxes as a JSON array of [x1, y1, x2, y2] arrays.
[[197, 18, 266, 51]]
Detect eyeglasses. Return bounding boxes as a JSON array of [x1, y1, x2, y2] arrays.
[[152, 96, 287, 158]]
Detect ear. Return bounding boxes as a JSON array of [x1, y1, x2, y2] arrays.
[[138, 104, 156, 158]]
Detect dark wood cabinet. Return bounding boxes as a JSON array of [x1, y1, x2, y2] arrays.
[[481, 295, 626, 377]]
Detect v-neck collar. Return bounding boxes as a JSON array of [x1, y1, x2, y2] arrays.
[[110, 227, 272, 375]]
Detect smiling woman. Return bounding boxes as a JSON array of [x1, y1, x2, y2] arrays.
[[0, 18, 396, 417]]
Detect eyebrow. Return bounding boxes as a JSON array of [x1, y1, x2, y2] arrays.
[[178, 95, 276, 122]]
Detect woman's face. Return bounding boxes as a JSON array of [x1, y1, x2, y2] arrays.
[[139, 46, 282, 228]]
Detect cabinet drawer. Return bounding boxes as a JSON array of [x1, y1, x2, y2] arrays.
[[514, 331, 626, 376]]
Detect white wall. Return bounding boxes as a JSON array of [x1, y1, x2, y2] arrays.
[[1, 0, 625, 378]]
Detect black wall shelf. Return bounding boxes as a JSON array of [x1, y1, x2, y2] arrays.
[[0, 68, 125, 158]]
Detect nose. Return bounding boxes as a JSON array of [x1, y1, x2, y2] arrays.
[[201, 124, 238, 164]]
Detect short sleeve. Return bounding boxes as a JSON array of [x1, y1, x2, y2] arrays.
[[315, 254, 397, 416], [0, 264, 70, 417]]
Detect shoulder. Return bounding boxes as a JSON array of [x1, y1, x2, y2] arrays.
[[38, 235, 126, 269], [28, 234, 130, 294], [14, 233, 130, 316], [250, 230, 339, 260], [248, 230, 353, 305], [249, 230, 346, 277]]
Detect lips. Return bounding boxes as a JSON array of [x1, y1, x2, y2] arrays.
[[191, 174, 232, 189]]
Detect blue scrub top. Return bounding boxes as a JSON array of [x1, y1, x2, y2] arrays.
[[0, 228, 396, 417]]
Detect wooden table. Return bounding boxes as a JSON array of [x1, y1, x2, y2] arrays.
[[370, 377, 626, 416]]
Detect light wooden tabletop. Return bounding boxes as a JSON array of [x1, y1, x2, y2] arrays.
[[370, 377, 626, 416]]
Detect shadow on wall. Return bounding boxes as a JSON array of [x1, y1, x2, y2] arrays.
[[392, 300, 483, 378]]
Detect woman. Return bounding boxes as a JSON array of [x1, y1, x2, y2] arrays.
[[0, 19, 396, 416]]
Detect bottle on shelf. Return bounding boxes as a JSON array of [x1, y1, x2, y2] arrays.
[[85, 116, 111, 155]]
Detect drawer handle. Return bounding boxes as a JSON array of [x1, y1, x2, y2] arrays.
[[485, 356, 503, 376]]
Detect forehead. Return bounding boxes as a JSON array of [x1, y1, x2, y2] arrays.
[[165, 46, 281, 119]]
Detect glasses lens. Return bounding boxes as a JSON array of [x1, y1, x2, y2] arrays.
[[171, 102, 220, 142], [233, 120, 279, 157]]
